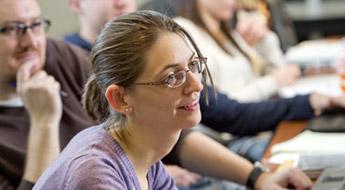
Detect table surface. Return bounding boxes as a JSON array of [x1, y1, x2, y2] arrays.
[[261, 121, 308, 171]]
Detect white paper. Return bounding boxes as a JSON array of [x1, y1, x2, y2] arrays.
[[278, 74, 342, 98], [268, 153, 299, 165], [285, 39, 343, 67], [271, 130, 345, 155]]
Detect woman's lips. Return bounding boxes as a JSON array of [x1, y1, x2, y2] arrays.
[[179, 99, 200, 111]]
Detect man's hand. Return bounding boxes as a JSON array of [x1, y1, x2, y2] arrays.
[[164, 165, 202, 187], [17, 60, 62, 182], [16, 60, 62, 125]]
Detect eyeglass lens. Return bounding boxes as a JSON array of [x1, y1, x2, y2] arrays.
[[167, 71, 186, 87], [166, 59, 204, 87], [0, 19, 49, 38]]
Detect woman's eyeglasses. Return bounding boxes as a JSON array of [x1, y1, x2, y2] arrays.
[[133, 57, 207, 88], [0, 19, 51, 38]]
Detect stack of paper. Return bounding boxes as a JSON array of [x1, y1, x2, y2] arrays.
[[278, 74, 342, 98], [269, 130, 345, 178], [285, 39, 343, 67], [271, 130, 345, 154]]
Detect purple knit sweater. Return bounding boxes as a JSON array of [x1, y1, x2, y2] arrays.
[[33, 124, 177, 190]]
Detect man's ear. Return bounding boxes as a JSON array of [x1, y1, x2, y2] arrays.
[[69, 0, 83, 14], [105, 85, 131, 114]]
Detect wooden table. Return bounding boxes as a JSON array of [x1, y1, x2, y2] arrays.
[[261, 121, 308, 171]]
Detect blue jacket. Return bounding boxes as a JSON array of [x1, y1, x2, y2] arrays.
[[200, 86, 314, 136]]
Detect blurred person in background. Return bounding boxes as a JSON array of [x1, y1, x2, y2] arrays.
[[175, 0, 301, 103]]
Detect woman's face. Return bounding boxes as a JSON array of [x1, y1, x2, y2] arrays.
[[126, 32, 203, 132], [198, 0, 237, 21]]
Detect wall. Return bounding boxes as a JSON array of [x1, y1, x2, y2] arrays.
[[37, 0, 149, 39]]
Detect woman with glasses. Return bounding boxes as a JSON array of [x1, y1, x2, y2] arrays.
[[34, 10, 211, 189], [34, 10, 312, 190]]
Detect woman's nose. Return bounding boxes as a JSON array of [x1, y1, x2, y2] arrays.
[[183, 71, 203, 94]]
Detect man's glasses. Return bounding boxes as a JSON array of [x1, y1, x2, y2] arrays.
[[0, 19, 51, 38], [133, 57, 207, 88]]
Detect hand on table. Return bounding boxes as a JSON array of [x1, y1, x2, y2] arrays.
[[255, 168, 312, 190], [272, 64, 301, 88], [309, 93, 345, 115]]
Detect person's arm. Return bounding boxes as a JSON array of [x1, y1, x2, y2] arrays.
[[200, 86, 314, 136], [176, 130, 312, 189], [255, 31, 286, 72], [177, 130, 252, 184], [225, 75, 281, 102], [16, 61, 62, 184]]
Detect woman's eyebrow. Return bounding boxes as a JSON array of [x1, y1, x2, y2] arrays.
[[152, 52, 196, 81], [160, 52, 196, 72]]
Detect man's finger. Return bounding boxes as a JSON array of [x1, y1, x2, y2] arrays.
[[16, 60, 40, 89]]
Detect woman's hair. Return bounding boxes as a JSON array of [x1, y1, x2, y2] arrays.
[[178, 0, 264, 75], [82, 10, 214, 136]]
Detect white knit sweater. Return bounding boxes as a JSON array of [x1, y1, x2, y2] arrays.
[[175, 17, 286, 102]]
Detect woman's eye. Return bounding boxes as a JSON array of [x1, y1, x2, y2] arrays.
[[189, 60, 199, 72], [166, 74, 177, 86], [165, 74, 175, 82]]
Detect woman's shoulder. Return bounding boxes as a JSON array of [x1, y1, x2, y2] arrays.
[[34, 124, 136, 189]]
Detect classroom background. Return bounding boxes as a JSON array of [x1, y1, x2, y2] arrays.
[[37, 0, 149, 38]]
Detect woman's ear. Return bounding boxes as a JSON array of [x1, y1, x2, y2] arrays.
[[105, 85, 131, 114]]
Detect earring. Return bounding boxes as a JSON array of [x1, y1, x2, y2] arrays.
[[125, 108, 129, 112]]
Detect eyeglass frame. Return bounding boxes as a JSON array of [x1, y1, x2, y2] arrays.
[[132, 57, 207, 88], [0, 18, 51, 38]]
